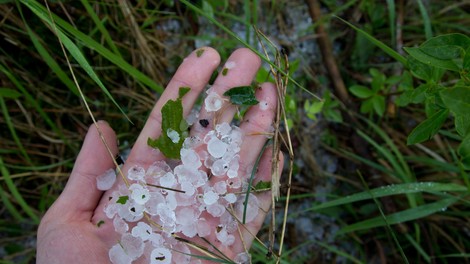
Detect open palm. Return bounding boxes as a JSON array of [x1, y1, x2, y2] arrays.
[[37, 48, 280, 264]]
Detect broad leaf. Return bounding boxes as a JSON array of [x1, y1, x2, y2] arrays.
[[440, 86, 470, 116], [420, 33, 470, 60], [455, 114, 470, 137], [223, 86, 259, 105], [147, 87, 190, 159], [407, 109, 449, 145], [349, 85, 373, 98], [404, 47, 460, 72], [458, 136, 470, 170], [372, 95, 385, 116]]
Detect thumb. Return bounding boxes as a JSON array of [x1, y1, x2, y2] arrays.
[[50, 120, 118, 221]]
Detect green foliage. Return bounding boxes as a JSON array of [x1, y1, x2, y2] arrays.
[[147, 87, 190, 159], [223, 86, 259, 106]]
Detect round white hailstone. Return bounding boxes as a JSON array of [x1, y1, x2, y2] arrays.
[[183, 135, 202, 149], [150, 247, 172, 264], [216, 122, 232, 136], [207, 203, 225, 217], [203, 190, 219, 205], [229, 127, 243, 145], [159, 172, 176, 188], [211, 159, 229, 177], [214, 181, 227, 194], [176, 207, 197, 225], [225, 61, 236, 69], [157, 203, 176, 226], [227, 169, 238, 178], [166, 128, 180, 143], [119, 201, 144, 222], [181, 148, 201, 168], [131, 221, 153, 241], [224, 193, 237, 204], [196, 218, 211, 237], [127, 165, 145, 181], [204, 92, 223, 112], [176, 191, 196, 206], [180, 222, 198, 238], [226, 177, 242, 189], [120, 233, 145, 260], [109, 243, 133, 264], [215, 227, 235, 247], [235, 194, 259, 223], [234, 252, 251, 264], [96, 169, 116, 191], [207, 137, 228, 158], [113, 216, 128, 234], [180, 181, 196, 196], [149, 233, 164, 247], [129, 184, 150, 205], [259, 100, 269, 111], [147, 161, 171, 178], [104, 203, 118, 219], [145, 192, 165, 215]]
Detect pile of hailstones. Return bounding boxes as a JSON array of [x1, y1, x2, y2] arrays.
[[97, 110, 259, 263]]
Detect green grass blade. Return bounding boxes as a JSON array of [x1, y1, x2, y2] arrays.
[[305, 182, 466, 212], [416, 0, 433, 39], [80, 0, 122, 58], [0, 184, 23, 222], [405, 233, 431, 263], [0, 96, 32, 165], [179, 0, 321, 101], [0, 63, 63, 140], [337, 196, 459, 235], [4, 158, 74, 171], [386, 0, 396, 48], [335, 16, 407, 65], [0, 157, 39, 224], [20, 0, 163, 94]]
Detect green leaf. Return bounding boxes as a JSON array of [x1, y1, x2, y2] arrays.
[[440, 86, 470, 116], [407, 57, 444, 82], [455, 114, 470, 137], [253, 181, 271, 191], [407, 109, 449, 145], [404, 47, 460, 72], [223, 86, 259, 106], [304, 100, 324, 120], [147, 87, 190, 159], [360, 98, 374, 114], [116, 196, 129, 204], [371, 95, 385, 117], [338, 196, 459, 235], [458, 135, 470, 170], [349, 85, 374, 98], [420, 33, 470, 60], [0, 88, 21, 99]]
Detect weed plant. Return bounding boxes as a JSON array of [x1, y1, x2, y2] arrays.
[[0, 0, 469, 263]]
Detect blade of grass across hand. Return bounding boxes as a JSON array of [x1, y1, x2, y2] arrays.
[[0, 157, 39, 224], [335, 16, 407, 65]]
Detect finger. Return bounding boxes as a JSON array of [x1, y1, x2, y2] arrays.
[[127, 47, 221, 167], [50, 121, 118, 221], [190, 48, 261, 136]]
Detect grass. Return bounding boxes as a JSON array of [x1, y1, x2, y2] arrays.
[[1, 0, 470, 263]]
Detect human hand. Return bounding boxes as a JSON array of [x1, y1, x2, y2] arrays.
[[37, 47, 281, 264]]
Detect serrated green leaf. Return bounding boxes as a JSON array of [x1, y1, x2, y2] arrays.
[[440, 86, 470, 116], [0, 88, 21, 99], [349, 85, 374, 98], [223, 86, 259, 106], [407, 109, 449, 145], [116, 195, 129, 204], [147, 87, 190, 159]]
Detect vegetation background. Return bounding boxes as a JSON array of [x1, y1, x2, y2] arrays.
[[0, 0, 469, 263]]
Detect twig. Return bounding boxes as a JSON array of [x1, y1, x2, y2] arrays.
[[305, 0, 350, 104]]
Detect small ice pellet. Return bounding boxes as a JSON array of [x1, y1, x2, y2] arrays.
[[224, 193, 237, 204], [203, 190, 219, 205], [113, 216, 128, 234], [159, 172, 176, 188], [131, 221, 152, 241], [214, 181, 227, 194], [181, 223, 198, 238], [205, 92, 223, 112], [207, 203, 225, 217], [96, 169, 116, 191], [234, 252, 251, 264], [235, 194, 259, 223], [109, 243, 133, 264], [259, 100, 269, 111], [120, 233, 144, 260], [211, 159, 229, 177], [166, 128, 180, 143], [127, 165, 145, 181], [197, 218, 211, 237], [181, 148, 201, 168], [207, 137, 228, 159], [129, 184, 150, 205], [225, 61, 236, 69], [216, 122, 232, 136]]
